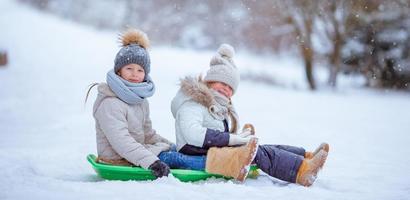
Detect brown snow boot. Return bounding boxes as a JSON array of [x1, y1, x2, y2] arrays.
[[205, 137, 259, 182], [296, 149, 328, 187], [305, 143, 330, 159]]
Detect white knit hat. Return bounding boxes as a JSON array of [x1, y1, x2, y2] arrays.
[[204, 44, 240, 94]]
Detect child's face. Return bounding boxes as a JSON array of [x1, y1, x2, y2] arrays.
[[117, 63, 145, 83], [208, 81, 233, 98]]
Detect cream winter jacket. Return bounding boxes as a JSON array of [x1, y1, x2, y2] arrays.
[[93, 83, 171, 169]]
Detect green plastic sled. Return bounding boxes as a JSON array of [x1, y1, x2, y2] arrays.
[[87, 154, 258, 182]]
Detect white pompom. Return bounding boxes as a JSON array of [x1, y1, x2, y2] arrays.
[[217, 44, 235, 58]]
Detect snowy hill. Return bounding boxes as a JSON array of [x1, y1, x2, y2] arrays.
[[1, 0, 410, 199]]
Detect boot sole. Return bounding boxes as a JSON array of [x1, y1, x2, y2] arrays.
[[309, 150, 328, 186], [299, 150, 328, 186], [317, 149, 328, 170], [313, 143, 329, 169], [236, 138, 259, 182]]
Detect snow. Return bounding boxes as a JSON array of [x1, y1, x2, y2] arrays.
[[1, 0, 410, 199], [342, 39, 366, 58], [378, 29, 408, 43]]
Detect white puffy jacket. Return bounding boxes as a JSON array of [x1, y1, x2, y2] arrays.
[[171, 77, 234, 152]]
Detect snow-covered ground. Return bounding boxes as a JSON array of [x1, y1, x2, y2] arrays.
[[1, 1, 410, 199]]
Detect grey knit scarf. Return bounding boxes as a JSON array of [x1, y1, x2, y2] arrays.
[[106, 69, 155, 104], [175, 76, 239, 133], [209, 89, 239, 133]]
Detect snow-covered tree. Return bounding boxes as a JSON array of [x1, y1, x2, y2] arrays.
[[342, 0, 410, 88], [276, 0, 320, 90], [316, 0, 354, 87]]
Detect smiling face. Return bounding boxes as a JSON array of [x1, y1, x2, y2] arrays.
[[207, 81, 233, 98], [117, 63, 145, 83]]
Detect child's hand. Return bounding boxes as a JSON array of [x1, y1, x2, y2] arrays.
[[228, 134, 257, 146], [239, 128, 252, 138], [242, 123, 255, 135], [149, 160, 170, 178]]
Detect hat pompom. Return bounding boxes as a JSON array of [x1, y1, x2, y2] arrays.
[[119, 28, 150, 49], [217, 44, 235, 59]]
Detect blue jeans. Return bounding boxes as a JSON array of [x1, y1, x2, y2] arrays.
[[158, 145, 206, 170]]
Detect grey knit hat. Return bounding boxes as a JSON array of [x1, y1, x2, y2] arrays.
[[204, 44, 240, 94], [114, 29, 150, 74]]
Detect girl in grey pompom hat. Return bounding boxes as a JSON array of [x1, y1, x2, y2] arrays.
[[89, 28, 208, 179]]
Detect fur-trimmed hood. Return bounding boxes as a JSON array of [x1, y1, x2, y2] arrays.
[[171, 76, 215, 118], [171, 76, 239, 133]]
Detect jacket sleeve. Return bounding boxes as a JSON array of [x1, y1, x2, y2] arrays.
[[142, 100, 173, 145], [176, 101, 229, 148], [94, 98, 158, 169]]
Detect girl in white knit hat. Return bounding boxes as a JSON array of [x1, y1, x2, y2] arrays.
[[171, 44, 330, 186]]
